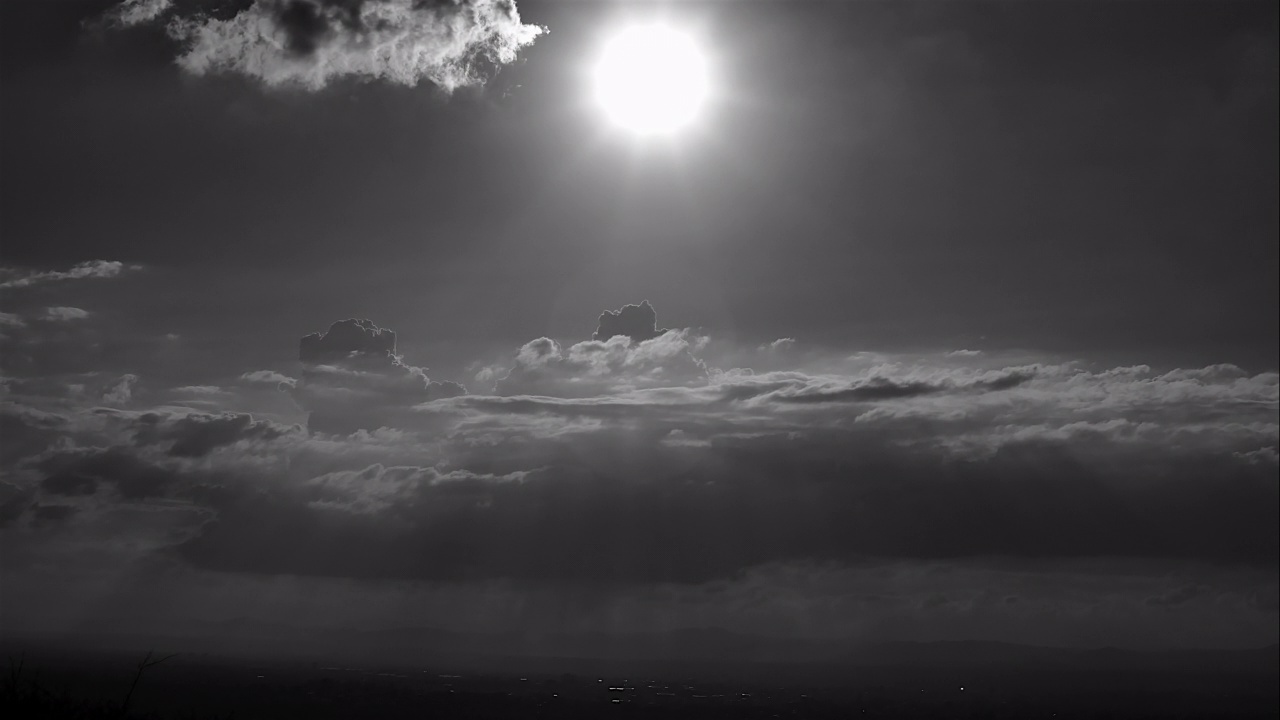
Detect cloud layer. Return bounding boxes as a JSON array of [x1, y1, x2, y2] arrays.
[[2, 297, 1276, 646]]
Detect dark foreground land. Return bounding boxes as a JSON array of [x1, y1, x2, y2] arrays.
[[2, 638, 1276, 719]]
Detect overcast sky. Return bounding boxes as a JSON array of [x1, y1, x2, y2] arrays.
[[1, 0, 1276, 652]]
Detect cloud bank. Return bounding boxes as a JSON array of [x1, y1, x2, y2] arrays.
[[2, 297, 1276, 647]]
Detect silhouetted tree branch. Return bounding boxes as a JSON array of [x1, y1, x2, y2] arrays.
[[119, 650, 178, 716]]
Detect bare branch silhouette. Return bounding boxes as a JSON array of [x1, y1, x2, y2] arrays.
[[119, 650, 179, 716]]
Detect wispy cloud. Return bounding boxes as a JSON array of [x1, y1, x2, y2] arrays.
[[0, 260, 137, 290], [103, 0, 171, 28], [43, 307, 90, 322]]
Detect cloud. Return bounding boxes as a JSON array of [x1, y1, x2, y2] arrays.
[[0, 301, 1275, 652], [43, 307, 90, 322], [763, 371, 1035, 404], [240, 369, 298, 388], [0, 260, 135, 289], [124, 409, 299, 457], [0, 313, 25, 329], [593, 300, 668, 344], [108, 0, 543, 91], [103, 0, 172, 28], [488, 301, 708, 397], [0, 403, 68, 465], [295, 318, 465, 434], [38, 447, 183, 500], [101, 374, 139, 406], [171, 385, 225, 395], [495, 329, 709, 398], [1145, 584, 1210, 608], [761, 338, 796, 352]]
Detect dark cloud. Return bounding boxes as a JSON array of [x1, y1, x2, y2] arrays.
[[172, 431, 1278, 584], [40, 472, 99, 497], [768, 369, 1036, 404], [31, 504, 78, 524], [299, 317, 396, 366], [772, 377, 942, 403], [1145, 584, 1211, 608], [296, 318, 465, 434], [593, 300, 668, 344], [38, 448, 182, 500], [103, 0, 543, 91], [127, 410, 297, 457], [154, 383, 1280, 585], [1, 301, 1275, 649], [0, 481, 34, 528], [0, 403, 67, 465]]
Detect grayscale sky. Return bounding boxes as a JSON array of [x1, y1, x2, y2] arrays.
[[1, 0, 1276, 651]]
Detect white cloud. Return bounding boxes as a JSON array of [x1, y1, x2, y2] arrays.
[[240, 369, 298, 388], [104, 0, 172, 27], [101, 374, 139, 406], [43, 307, 90, 322], [154, 0, 543, 91], [495, 329, 710, 397], [0, 260, 136, 289]]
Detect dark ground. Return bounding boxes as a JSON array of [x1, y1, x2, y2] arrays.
[[1, 637, 1276, 719]]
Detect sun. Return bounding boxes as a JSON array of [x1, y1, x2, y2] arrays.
[[593, 25, 708, 134]]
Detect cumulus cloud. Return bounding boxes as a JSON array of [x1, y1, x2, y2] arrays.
[[101, 374, 139, 406], [485, 301, 708, 397], [495, 329, 709, 397], [295, 318, 464, 434], [593, 300, 668, 343], [0, 313, 25, 329], [0, 260, 135, 289], [105, 0, 543, 91]]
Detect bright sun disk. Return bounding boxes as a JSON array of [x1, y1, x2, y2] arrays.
[[594, 25, 708, 134]]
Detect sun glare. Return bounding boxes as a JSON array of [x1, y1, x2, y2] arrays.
[[594, 25, 708, 134]]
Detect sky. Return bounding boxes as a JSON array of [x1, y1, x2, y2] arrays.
[[1, 0, 1277, 653]]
